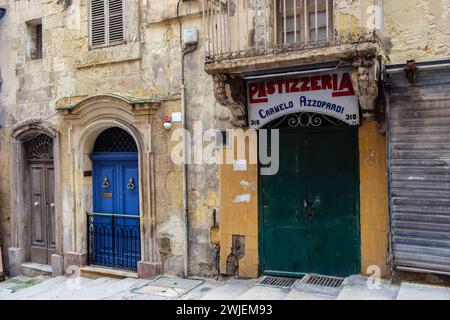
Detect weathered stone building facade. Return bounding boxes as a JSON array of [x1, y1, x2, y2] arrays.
[[0, 0, 449, 280], [0, 0, 223, 278]]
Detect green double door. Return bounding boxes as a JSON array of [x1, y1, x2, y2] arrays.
[[260, 126, 359, 277]]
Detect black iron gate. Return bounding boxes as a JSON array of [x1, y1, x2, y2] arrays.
[[87, 212, 141, 271]]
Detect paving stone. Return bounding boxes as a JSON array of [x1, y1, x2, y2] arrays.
[[1, 274, 449, 300], [26, 277, 96, 300], [237, 285, 290, 300], [4, 276, 68, 300], [100, 278, 148, 300], [397, 282, 450, 300], [337, 275, 399, 300], [199, 278, 258, 300], [284, 290, 335, 300], [38, 277, 116, 300], [181, 279, 224, 300], [103, 279, 154, 300]]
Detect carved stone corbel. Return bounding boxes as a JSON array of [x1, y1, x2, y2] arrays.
[[213, 74, 248, 127], [351, 54, 380, 121]]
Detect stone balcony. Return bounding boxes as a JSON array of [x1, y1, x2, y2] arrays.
[[202, 0, 388, 127]]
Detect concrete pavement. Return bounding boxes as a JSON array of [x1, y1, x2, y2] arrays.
[[0, 274, 449, 300]]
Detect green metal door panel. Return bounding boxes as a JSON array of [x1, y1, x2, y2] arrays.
[[306, 128, 358, 277], [261, 126, 359, 277], [262, 130, 309, 274]]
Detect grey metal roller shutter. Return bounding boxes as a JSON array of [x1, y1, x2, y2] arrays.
[[387, 63, 450, 275]]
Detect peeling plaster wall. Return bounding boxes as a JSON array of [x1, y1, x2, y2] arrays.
[[0, 0, 225, 276], [385, 0, 450, 63], [1, 0, 442, 278]]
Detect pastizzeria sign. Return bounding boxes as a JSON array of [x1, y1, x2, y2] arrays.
[[247, 68, 360, 128]]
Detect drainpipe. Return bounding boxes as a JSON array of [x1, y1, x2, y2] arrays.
[[0, 8, 5, 106], [177, 0, 197, 279]]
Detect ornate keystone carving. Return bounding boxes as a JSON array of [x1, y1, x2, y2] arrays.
[[351, 54, 380, 120], [213, 74, 248, 127]]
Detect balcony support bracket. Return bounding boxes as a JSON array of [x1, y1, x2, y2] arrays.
[[213, 74, 248, 127], [351, 53, 381, 121]]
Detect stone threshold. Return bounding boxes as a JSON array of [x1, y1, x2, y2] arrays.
[[21, 262, 53, 277], [80, 266, 139, 280]]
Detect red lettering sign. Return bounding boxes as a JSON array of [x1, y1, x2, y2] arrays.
[[248, 72, 355, 104]]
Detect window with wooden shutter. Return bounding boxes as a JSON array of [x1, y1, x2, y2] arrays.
[[89, 0, 125, 48], [108, 0, 124, 44]]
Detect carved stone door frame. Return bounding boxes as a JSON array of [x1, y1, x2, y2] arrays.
[[8, 120, 63, 276]]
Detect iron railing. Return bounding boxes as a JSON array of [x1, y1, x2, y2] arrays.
[[87, 212, 141, 271], [203, 0, 384, 63]]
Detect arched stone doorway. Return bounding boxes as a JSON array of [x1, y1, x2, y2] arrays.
[[8, 120, 63, 276], [58, 95, 162, 278]]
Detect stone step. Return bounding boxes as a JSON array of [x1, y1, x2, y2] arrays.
[[80, 266, 138, 280], [21, 262, 52, 277]]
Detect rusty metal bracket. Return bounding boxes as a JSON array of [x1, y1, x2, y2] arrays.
[[404, 60, 418, 83]]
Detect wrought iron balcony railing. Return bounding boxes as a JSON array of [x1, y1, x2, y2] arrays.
[[203, 0, 384, 64]]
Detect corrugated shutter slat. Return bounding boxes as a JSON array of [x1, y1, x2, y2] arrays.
[[388, 68, 450, 276]]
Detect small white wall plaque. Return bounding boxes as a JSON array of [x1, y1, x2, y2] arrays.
[[233, 159, 247, 171]]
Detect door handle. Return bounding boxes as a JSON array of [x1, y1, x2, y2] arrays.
[[50, 203, 56, 208], [34, 202, 40, 207], [304, 199, 314, 220], [127, 178, 135, 190]]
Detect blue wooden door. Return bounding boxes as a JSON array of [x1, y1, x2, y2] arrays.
[[91, 153, 140, 270]]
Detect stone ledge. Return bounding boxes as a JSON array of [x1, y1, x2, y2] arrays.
[[80, 266, 139, 280], [75, 42, 141, 69], [205, 41, 387, 75], [21, 262, 52, 277]]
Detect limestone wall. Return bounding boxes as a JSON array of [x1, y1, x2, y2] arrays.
[[385, 0, 450, 63], [0, 0, 226, 276]]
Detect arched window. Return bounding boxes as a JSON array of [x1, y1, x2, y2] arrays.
[[93, 127, 137, 153], [26, 134, 54, 160]]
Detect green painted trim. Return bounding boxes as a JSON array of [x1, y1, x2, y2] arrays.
[[55, 104, 74, 110], [108, 93, 156, 105], [263, 270, 306, 278]]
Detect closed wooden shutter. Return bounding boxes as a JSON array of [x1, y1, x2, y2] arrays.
[[90, 0, 106, 47], [108, 0, 124, 44], [90, 0, 124, 48]]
